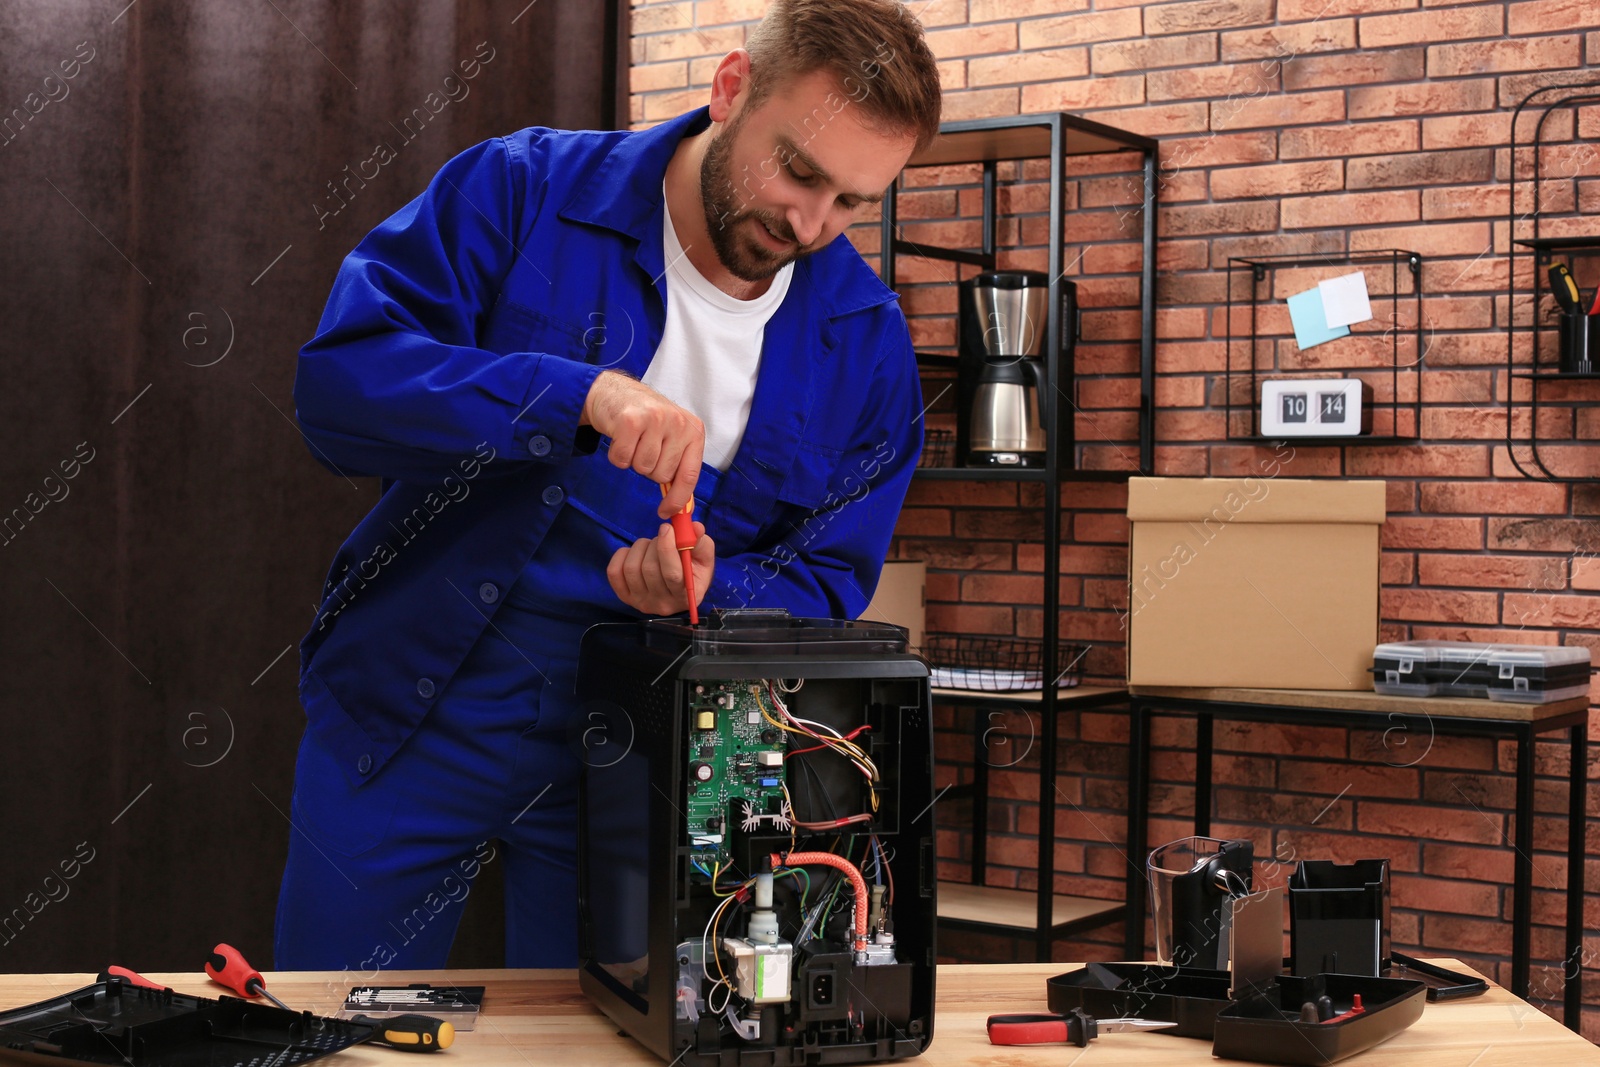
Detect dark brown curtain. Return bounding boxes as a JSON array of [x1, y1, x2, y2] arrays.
[[0, 0, 628, 973]]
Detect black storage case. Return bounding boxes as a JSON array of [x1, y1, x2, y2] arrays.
[[575, 610, 936, 1066]]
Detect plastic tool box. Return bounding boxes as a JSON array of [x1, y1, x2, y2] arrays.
[[1371, 640, 1590, 703], [0, 977, 376, 1067]]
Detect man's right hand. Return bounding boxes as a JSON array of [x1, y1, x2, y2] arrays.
[[580, 370, 705, 519]]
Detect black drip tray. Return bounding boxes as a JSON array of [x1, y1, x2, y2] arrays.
[[1213, 973, 1427, 1066], [0, 979, 376, 1067], [1047, 962, 1232, 1039]]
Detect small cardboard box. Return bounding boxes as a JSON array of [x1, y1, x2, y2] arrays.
[[1126, 477, 1385, 690], [863, 559, 925, 651]]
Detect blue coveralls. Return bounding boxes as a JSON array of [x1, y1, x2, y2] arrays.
[[274, 107, 922, 970]]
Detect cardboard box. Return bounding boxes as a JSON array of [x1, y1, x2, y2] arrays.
[[862, 559, 925, 651], [1126, 477, 1385, 690]]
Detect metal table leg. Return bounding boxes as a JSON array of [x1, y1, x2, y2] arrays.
[[1512, 725, 1534, 1000], [1564, 717, 1588, 1030], [1125, 699, 1150, 960]]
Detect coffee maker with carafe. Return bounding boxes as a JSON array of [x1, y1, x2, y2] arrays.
[[957, 270, 1074, 468]]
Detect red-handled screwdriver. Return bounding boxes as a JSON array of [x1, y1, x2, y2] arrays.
[[205, 942, 291, 1011], [99, 965, 166, 990], [660, 483, 699, 625]]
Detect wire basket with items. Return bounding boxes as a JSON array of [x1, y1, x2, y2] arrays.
[[920, 633, 1087, 692]]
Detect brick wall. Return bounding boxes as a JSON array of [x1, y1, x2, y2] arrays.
[[629, 0, 1600, 1036]]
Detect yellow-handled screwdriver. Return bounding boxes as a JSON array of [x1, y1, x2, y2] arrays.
[[349, 1012, 456, 1052], [1550, 263, 1583, 312]]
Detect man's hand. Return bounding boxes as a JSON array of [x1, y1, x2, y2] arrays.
[[608, 521, 715, 617], [581, 371, 704, 518]]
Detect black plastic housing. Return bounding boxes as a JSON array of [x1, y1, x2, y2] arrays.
[[575, 612, 936, 1066], [0, 979, 375, 1067]]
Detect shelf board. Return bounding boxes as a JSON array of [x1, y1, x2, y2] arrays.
[[1513, 237, 1600, 252], [913, 467, 1139, 482], [936, 882, 1124, 932], [932, 684, 1127, 707], [907, 113, 1156, 168], [1227, 435, 1419, 446], [1512, 371, 1600, 380]]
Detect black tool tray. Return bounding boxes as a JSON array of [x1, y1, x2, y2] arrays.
[[1212, 973, 1427, 1065], [1046, 962, 1232, 1039], [0, 978, 377, 1067]]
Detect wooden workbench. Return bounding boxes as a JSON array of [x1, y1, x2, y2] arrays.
[[1, 961, 1594, 1065]]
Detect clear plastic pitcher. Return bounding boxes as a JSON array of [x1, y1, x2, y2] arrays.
[[1147, 836, 1253, 967]]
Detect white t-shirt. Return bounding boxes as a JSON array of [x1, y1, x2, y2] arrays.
[[641, 189, 794, 472]]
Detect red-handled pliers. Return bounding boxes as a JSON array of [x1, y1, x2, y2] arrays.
[[987, 1008, 1176, 1046]]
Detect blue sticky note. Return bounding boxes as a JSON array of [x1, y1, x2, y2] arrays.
[[1287, 287, 1350, 351]]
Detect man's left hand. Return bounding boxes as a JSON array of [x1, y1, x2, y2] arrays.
[[608, 521, 716, 616]]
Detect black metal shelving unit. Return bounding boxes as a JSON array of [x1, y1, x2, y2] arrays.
[[1225, 249, 1424, 445], [879, 112, 1156, 961], [1503, 83, 1600, 482]]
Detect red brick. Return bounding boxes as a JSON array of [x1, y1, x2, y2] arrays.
[[632, 2, 695, 35], [1427, 844, 1510, 883], [1019, 8, 1144, 47], [1211, 160, 1344, 200], [924, 22, 1020, 58], [1147, 62, 1277, 101], [1212, 89, 1346, 131], [893, 508, 951, 537], [1420, 556, 1568, 598], [968, 49, 1089, 86], [1220, 20, 1358, 60], [1281, 190, 1418, 229], [1091, 102, 1212, 136], [1503, 593, 1600, 630], [939, 88, 1020, 122], [1280, 120, 1421, 159], [1429, 35, 1583, 76], [1147, 0, 1273, 35], [1348, 149, 1495, 190], [1351, 223, 1492, 258], [694, 0, 773, 24], [1419, 481, 1569, 514], [1382, 551, 1415, 585], [1021, 75, 1145, 112], [1570, 556, 1600, 591], [630, 60, 688, 93], [1283, 47, 1424, 90], [1421, 183, 1514, 223], [1162, 132, 1279, 174], [1360, 801, 1505, 844], [1280, 0, 1415, 15], [1383, 588, 1501, 624], [1487, 517, 1600, 553], [1361, 4, 1502, 46], [1507, 0, 1599, 33], [1348, 79, 1497, 119], [1382, 516, 1487, 549], [643, 26, 742, 62], [1092, 32, 1217, 73], [969, 0, 1089, 18], [1391, 874, 1501, 917]]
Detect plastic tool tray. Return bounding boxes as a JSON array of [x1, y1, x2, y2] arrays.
[[1047, 964, 1426, 1065], [1370, 640, 1591, 702], [0, 978, 376, 1067]]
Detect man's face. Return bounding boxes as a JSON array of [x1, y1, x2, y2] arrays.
[[700, 69, 916, 283]]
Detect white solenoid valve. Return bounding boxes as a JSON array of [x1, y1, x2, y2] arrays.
[[723, 871, 793, 1004]]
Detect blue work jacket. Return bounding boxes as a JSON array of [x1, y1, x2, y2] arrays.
[[292, 107, 923, 784]]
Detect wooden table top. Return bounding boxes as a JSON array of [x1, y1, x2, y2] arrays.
[[2, 960, 1594, 1065], [1129, 685, 1592, 722]]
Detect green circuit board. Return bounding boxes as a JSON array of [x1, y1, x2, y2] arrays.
[[685, 682, 789, 869]]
